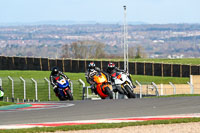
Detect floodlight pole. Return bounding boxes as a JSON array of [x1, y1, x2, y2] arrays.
[[123, 5, 128, 72], [123, 5, 127, 71]]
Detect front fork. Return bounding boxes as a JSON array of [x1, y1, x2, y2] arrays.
[[121, 82, 133, 94]]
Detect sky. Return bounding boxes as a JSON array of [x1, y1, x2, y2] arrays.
[[0, 0, 199, 24]]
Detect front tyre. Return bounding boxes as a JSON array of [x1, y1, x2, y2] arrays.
[[105, 87, 113, 99], [66, 89, 73, 101], [124, 85, 135, 98]]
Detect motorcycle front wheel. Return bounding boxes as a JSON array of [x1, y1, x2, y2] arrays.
[[105, 87, 113, 99], [124, 85, 135, 98], [66, 89, 73, 101]]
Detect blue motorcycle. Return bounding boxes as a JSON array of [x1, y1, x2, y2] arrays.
[[56, 77, 73, 101]]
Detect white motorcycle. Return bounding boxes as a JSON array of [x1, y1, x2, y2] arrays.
[[111, 72, 135, 98]]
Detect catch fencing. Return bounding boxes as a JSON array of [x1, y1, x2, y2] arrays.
[[0, 76, 83, 102], [0, 56, 200, 77]]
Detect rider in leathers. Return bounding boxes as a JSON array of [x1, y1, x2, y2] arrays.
[[85, 62, 110, 94], [50, 67, 70, 96], [106, 62, 135, 89]]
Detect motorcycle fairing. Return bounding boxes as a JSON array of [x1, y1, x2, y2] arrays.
[[56, 77, 69, 88]]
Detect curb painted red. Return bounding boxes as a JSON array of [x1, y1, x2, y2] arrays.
[[1, 113, 200, 129]]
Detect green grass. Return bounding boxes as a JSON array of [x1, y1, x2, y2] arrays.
[[0, 70, 87, 101], [1, 117, 200, 133], [0, 70, 189, 101], [0, 101, 14, 106], [131, 75, 189, 84], [90, 58, 200, 65], [130, 58, 200, 65]]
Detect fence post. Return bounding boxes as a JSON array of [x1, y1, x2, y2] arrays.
[[152, 82, 159, 96], [136, 80, 142, 98], [44, 77, 51, 101], [187, 82, 194, 94], [8, 76, 14, 102], [70, 80, 73, 95], [78, 79, 86, 100], [20, 77, 26, 102], [31, 78, 38, 102], [169, 82, 176, 95], [160, 84, 164, 96]]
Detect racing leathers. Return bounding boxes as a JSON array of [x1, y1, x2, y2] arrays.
[[106, 67, 135, 88], [85, 67, 110, 94], [50, 71, 70, 96]]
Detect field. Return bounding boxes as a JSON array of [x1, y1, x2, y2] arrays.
[[94, 58, 200, 65], [130, 58, 200, 65], [0, 70, 189, 101]]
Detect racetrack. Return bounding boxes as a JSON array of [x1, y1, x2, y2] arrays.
[[1, 96, 200, 126]]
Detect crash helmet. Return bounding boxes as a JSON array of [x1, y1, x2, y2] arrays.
[[88, 62, 95, 71], [51, 67, 59, 76], [107, 62, 115, 72]]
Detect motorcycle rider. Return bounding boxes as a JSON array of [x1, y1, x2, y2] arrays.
[[0, 86, 4, 101], [85, 62, 110, 94], [50, 67, 71, 96], [106, 62, 134, 86]]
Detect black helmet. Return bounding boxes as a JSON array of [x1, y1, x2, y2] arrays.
[[88, 62, 95, 70], [51, 67, 59, 76], [108, 62, 115, 71]]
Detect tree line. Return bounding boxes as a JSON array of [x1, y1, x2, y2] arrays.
[[61, 40, 146, 59]]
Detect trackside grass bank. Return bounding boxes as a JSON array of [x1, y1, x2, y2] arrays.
[[93, 58, 200, 65], [1, 118, 200, 133], [0, 101, 14, 106]]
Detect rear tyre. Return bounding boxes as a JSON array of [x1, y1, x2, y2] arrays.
[[124, 85, 135, 98], [66, 89, 73, 101], [105, 87, 113, 99]]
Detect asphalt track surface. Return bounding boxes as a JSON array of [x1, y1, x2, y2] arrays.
[[0, 96, 200, 125]]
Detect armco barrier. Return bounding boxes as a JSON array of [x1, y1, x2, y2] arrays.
[[0, 56, 200, 77]]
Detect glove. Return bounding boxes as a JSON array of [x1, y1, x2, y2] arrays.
[[53, 85, 57, 89], [107, 81, 111, 84], [68, 79, 71, 82]]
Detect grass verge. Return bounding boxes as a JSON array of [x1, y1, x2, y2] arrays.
[[1, 118, 200, 133], [0, 101, 14, 106]]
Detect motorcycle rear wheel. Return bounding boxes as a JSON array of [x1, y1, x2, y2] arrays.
[[124, 85, 135, 98]]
